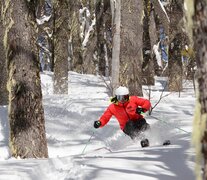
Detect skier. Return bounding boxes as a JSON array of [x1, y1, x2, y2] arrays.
[[94, 86, 151, 145]]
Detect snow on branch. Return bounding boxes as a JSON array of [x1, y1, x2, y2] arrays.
[[36, 15, 52, 25], [82, 17, 96, 48], [151, 0, 170, 34], [153, 41, 162, 68], [158, 0, 170, 23]]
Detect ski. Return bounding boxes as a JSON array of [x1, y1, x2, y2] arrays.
[[140, 138, 149, 147], [140, 139, 171, 148], [162, 140, 171, 146]]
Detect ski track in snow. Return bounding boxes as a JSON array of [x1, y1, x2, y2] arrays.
[[0, 71, 195, 180]]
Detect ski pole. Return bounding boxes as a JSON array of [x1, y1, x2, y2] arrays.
[[150, 115, 191, 134], [81, 131, 95, 155]]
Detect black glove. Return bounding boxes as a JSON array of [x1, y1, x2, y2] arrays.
[[136, 107, 144, 114], [94, 121, 101, 128]]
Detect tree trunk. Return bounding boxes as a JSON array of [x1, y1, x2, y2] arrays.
[[151, 0, 169, 36], [167, 0, 184, 92], [0, 2, 8, 105], [104, 0, 112, 77], [149, 9, 159, 77], [193, 0, 207, 179], [96, 0, 111, 76], [96, 0, 106, 76], [82, 31, 97, 74], [168, 33, 183, 92], [36, 0, 53, 72], [142, 0, 155, 85], [3, 0, 48, 158], [53, 1, 69, 94], [111, 0, 121, 92], [119, 0, 143, 96], [81, 2, 97, 74], [69, 0, 83, 73]]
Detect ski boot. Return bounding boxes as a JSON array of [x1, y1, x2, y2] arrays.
[[140, 138, 149, 148], [163, 140, 171, 146]]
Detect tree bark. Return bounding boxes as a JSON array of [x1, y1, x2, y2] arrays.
[[193, 0, 207, 179], [95, 0, 111, 76], [69, 0, 83, 73], [81, 1, 97, 74], [82, 31, 97, 74], [142, 0, 155, 85], [167, 0, 184, 92], [53, 1, 69, 94], [151, 0, 169, 36], [168, 32, 183, 92], [104, 0, 112, 77], [96, 0, 106, 76], [119, 0, 143, 96], [3, 0, 48, 158], [36, 0, 53, 72], [111, 0, 121, 92], [149, 9, 159, 77], [0, 1, 8, 105]]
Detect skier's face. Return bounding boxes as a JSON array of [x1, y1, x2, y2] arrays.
[[116, 95, 129, 103]]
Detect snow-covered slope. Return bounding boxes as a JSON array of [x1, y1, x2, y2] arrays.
[[0, 71, 196, 180]]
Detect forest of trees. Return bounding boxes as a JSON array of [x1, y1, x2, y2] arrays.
[[0, 0, 206, 179]]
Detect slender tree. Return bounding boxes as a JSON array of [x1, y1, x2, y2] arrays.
[[165, 0, 185, 92], [81, 0, 112, 76], [142, 0, 155, 85], [104, 0, 113, 77], [150, 0, 170, 76], [0, 1, 8, 105], [149, 7, 159, 77], [68, 0, 83, 73], [151, 0, 169, 36], [2, 0, 48, 158], [36, 0, 53, 72], [111, 0, 121, 91], [95, 0, 111, 76], [81, 2, 97, 74], [53, 0, 69, 94], [96, 0, 106, 76]]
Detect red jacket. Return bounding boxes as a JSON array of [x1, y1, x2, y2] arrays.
[[99, 96, 151, 130]]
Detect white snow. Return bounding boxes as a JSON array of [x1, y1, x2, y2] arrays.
[[36, 15, 52, 25], [153, 42, 162, 68], [158, 0, 170, 23], [82, 18, 96, 48], [0, 71, 196, 180]]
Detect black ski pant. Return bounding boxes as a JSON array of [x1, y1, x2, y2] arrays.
[[123, 118, 150, 139]]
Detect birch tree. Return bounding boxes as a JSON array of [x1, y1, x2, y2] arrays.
[[111, 0, 121, 92]]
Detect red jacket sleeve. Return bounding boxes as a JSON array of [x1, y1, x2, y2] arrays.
[[134, 96, 151, 112], [99, 106, 113, 127]]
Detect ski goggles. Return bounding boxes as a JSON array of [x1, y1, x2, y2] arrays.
[[116, 95, 129, 102]]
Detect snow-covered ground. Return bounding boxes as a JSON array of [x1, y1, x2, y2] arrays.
[[0, 71, 196, 180]]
